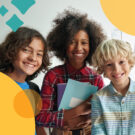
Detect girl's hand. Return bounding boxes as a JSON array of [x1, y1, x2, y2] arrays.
[[63, 113, 91, 130], [63, 96, 92, 130], [74, 100, 91, 116]]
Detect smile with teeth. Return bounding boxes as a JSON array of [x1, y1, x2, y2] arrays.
[[73, 53, 84, 57], [24, 62, 36, 68], [113, 73, 124, 79]]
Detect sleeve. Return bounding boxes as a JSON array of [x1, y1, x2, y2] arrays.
[[36, 70, 64, 128], [91, 94, 107, 135]]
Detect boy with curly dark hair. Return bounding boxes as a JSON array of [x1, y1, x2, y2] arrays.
[[36, 9, 106, 135]]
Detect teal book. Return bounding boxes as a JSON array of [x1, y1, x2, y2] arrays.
[[58, 79, 98, 110]]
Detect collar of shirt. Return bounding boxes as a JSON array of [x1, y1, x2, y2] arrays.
[[15, 81, 30, 90], [65, 62, 90, 76], [108, 78, 135, 96]]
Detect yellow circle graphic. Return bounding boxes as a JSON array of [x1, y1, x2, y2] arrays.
[[0, 72, 35, 135], [100, 0, 135, 36], [14, 89, 42, 118]]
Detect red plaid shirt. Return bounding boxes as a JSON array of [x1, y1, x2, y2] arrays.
[[36, 63, 104, 128]]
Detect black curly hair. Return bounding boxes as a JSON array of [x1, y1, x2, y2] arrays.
[[47, 9, 106, 65], [0, 27, 50, 81]]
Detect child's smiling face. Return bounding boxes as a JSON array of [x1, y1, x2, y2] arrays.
[[104, 55, 131, 90], [13, 38, 44, 80], [66, 30, 89, 69]]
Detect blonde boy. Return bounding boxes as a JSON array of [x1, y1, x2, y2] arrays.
[[91, 39, 135, 135]]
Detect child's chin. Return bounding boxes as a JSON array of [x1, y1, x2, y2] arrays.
[[25, 71, 36, 76]]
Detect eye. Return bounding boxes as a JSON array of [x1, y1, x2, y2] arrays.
[[82, 41, 89, 45], [106, 63, 112, 67], [119, 60, 125, 64], [70, 40, 76, 45], [37, 53, 43, 57], [22, 48, 31, 53]]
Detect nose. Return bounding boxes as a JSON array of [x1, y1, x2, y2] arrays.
[[75, 42, 82, 51], [113, 64, 121, 73], [29, 52, 37, 61]]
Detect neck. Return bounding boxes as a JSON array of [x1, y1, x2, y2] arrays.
[[113, 78, 130, 96], [68, 61, 84, 70], [7, 71, 26, 83]]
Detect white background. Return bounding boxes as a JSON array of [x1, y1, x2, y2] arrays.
[[1, 0, 135, 134]]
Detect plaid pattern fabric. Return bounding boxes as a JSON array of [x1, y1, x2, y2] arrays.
[[36, 63, 104, 128], [91, 79, 135, 135]]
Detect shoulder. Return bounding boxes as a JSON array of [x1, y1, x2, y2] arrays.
[[84, 66, 104, 89], [27, 81, 40, 94], [94, 85, 111, 97], [128, 78, 135, 92], [85, 66, 101, 77], [43, 64, 65, 83], [45, 64, 65, 77], [85, 66, 103, 82]]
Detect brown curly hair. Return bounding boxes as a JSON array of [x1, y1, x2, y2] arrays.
[[47, 9, 106, 65], [0, 27, 50, 81]]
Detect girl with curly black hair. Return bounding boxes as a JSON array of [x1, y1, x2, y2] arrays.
[[36, 9, 106, 135], [0, 27, 49, 135]]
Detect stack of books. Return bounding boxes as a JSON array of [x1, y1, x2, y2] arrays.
[[57, 79, 98, 110]]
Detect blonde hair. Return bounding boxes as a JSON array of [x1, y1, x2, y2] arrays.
[[92, 39, 135, 75]]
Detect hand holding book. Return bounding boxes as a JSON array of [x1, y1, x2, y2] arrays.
[[57, 79, 98, 110], [57, 79, 97, 131], [63, 98, 91, 130]]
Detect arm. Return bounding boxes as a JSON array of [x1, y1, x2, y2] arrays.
[[62, 73, 103, 130], [36, 71, 64, 128], [63, 98, 91, 130], [28, 82, 48, 135], [36, 126, 47, 135], [36, 70, 91, 129], [28, 81, 40, 94], [91, 94, 107, 135]]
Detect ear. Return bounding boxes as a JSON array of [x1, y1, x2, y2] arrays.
[[128, 61, 133, 69], [103, 71, 107, 78]]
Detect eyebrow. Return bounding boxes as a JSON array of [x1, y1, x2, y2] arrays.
[[81, 39, 89, 41], [72, 39, 89, 41]]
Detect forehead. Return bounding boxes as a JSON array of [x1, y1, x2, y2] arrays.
[[27, 38, 44, 51], [74, 30, 88, 38], [106, 56, 128, 63], [69, 30, 89, 42]]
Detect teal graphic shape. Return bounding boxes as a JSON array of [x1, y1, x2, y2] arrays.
[[11, 0, 35, 14], [6, 14, 24, 32], [0, 5, 8, 16]]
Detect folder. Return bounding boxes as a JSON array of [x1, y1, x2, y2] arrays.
[[58, 79, 98, 110], [57, 83, 67, 108]]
